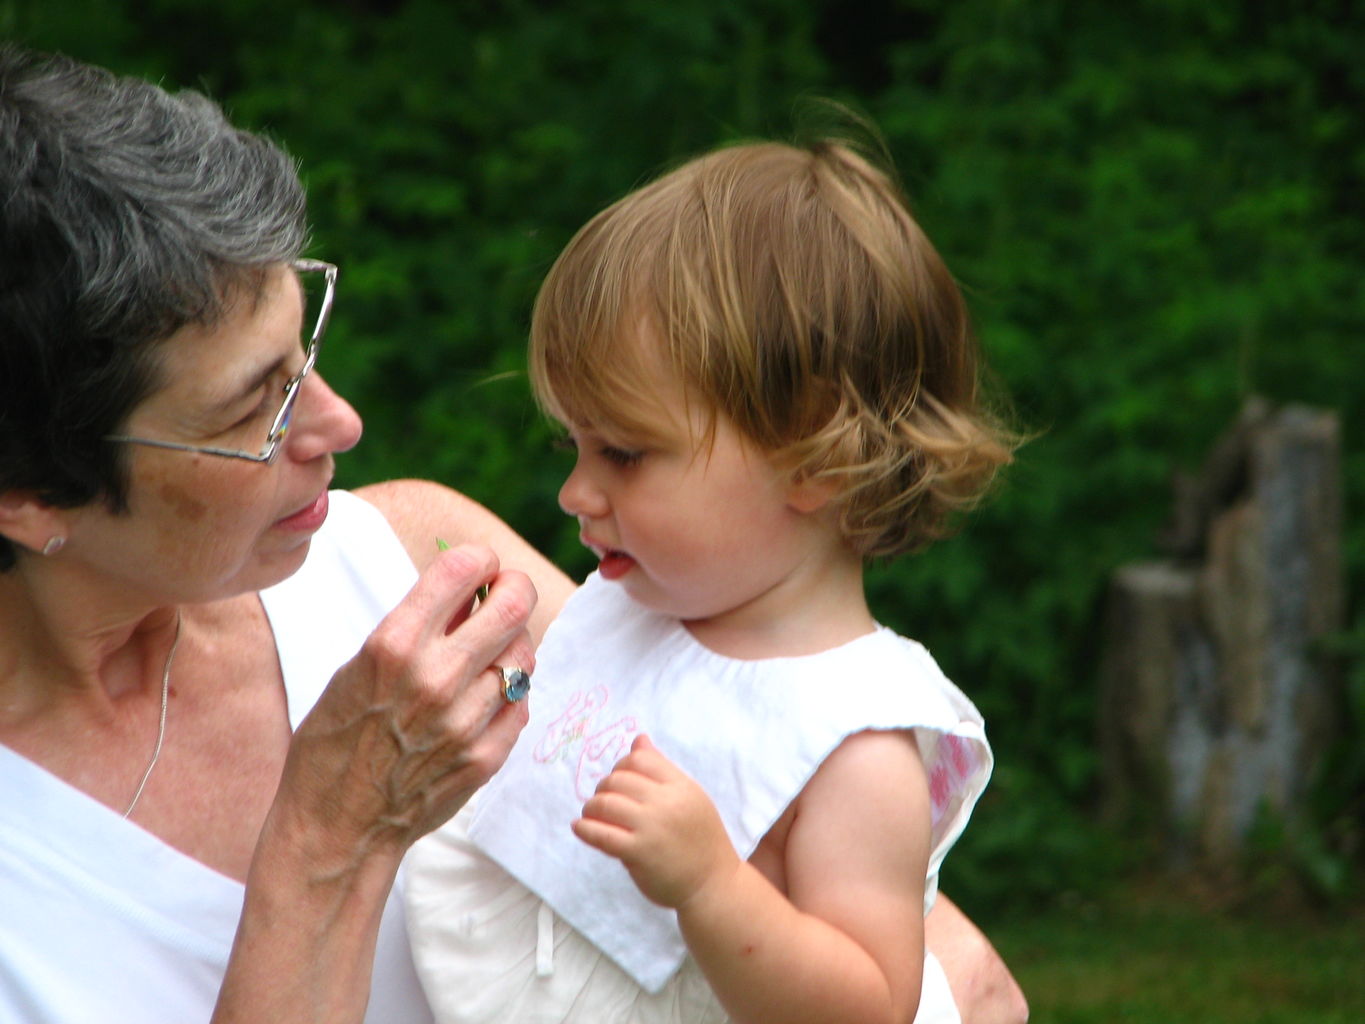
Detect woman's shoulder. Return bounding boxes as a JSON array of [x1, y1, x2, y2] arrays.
[[353, 479, 485, 568], [353, 479, 576, 642]]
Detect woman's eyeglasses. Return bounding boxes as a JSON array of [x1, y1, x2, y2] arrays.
[[104, 259, 336, 465]]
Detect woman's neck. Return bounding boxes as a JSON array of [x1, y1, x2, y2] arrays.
[[0, 570, 181, 715]]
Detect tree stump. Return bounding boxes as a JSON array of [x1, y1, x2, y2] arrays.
[[1098, 399, 1344, 867]]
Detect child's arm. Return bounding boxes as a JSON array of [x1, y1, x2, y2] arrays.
[[573, 731, 931, 1024]]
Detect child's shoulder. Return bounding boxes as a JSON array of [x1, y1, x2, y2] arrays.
[[827, 627, 984, 728]]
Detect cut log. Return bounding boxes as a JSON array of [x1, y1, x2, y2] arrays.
[[1098, 401, 1343, 866]]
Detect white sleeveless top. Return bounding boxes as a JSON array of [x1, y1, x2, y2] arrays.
[[0, 490, 432, 1024], [405, 572, 991, 1023]]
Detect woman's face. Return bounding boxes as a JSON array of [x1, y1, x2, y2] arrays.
[[66, 264, 363, 606]]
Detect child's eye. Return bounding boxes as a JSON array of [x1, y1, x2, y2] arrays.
[[553, 433, 642, 467], [600, 445, 643, 467]]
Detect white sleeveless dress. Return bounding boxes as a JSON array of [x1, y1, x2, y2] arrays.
[[406, 572, 991, 1023]]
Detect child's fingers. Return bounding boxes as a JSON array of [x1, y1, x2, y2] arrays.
[[591, 766, 657, 804], [580, 788, 646, 830], [572, 814, 633, 858], [609, 733, 681, 782]]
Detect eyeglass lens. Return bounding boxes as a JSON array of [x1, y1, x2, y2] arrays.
[[269, 275, 328, 447]]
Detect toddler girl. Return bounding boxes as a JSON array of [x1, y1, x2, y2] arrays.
[[406, 134, 1017, 1024]]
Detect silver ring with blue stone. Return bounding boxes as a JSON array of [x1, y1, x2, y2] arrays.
[[497, 665, 531, 703]]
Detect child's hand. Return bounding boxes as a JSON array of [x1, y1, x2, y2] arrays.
[[573, 734, 740, 909]]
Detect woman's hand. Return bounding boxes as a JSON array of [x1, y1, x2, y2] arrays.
[[216, 542, 536, 1024], [273, 540, 537, 873]]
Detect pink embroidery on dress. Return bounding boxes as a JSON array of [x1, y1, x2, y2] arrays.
[[929, 736, 981, 828], [576, 716, 638, 800], [946, 734, 976, 779], [533, 687, 610, 764], [531, 685, 639, 801], [929, 763, 953, 826]]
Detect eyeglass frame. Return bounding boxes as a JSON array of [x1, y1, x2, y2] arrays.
[[103, 259, 337, 465]]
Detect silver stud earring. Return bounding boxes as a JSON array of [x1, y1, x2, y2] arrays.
[[42, 536, 66, 556]]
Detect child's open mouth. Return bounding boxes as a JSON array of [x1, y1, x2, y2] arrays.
[[585, 538, 636, 581], [597, 549, 636, 580]]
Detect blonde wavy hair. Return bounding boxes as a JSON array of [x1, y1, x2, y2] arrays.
[[530, 137, 1019, 559]]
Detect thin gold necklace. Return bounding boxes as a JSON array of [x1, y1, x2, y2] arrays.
[[123, 613, 181, 819]]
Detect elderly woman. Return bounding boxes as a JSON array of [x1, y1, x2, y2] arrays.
[[0, 47, 1024, 1024]]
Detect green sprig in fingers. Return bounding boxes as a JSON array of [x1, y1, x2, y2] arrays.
[[436, 538, 491, 605]]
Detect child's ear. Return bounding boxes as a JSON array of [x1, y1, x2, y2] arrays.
[[786, 472, 838, 515]]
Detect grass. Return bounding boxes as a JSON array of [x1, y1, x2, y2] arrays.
[[984, 880, 1365, 1023]]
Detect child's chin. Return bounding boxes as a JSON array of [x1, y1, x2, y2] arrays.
[[619, 581, 700, 622]]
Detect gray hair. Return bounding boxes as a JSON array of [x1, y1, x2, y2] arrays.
[[0, 46, 308, 570]]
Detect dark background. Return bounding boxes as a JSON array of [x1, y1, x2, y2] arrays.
[[6, 0, 1362, 923]]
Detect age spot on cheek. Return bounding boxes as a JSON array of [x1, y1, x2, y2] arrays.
[[158, 482, 208, 522]]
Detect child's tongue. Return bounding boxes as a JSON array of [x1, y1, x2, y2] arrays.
[[598, 549, 636, 580]]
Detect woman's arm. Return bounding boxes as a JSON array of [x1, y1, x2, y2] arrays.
[[926, 896, 1029, 1024], [214, 540, 537, 1023]]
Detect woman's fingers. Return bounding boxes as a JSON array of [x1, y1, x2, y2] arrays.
[[401, 541, 500, 639], [288, 542, 538, 849], [428, 567, 539, 732]]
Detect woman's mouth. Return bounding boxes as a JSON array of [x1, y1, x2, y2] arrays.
[[276, 490, 329, 532]]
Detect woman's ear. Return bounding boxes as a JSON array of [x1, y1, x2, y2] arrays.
[[0, 491, 69, 556]]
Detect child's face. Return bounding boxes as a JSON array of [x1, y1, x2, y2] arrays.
[[555, 373, 837, 635]]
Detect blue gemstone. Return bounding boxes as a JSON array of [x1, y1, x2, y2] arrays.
[[503, 668, 531, 702]]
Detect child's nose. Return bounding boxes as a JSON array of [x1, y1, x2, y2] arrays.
[[558, 463, 608, 520]]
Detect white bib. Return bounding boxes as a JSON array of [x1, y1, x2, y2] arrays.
[[468, 573, 991, 993]]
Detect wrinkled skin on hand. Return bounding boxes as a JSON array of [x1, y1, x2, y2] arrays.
[[274, 543, 537, 876]]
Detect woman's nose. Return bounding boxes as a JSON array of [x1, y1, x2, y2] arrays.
[[285, 372, 363, 461]]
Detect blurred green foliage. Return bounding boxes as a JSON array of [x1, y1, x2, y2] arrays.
[[6, 0, 1362, 914]]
